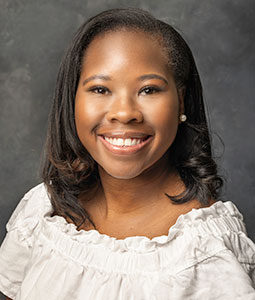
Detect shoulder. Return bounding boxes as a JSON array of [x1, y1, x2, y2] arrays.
[[0, 183, 51, 299], [173, 200, 255, 289], [194, 200, 255, 270], [6, 182, 51, 232]]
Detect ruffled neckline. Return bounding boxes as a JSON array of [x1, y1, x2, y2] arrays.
[[42, 189, 245, 253], [45, 213, 179, 253]]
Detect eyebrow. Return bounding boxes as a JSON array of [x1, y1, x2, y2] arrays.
[[82, 75, 111, 86], [138, 74, 168, 85], [82, 73, 168, 86]]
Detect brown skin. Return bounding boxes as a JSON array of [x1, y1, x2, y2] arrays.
[[4, 30, 217, 299], [74, 30, 215, 239]]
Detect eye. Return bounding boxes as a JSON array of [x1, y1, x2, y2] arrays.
[[88, 86, 110, 95], [139, 86, 161, 95]]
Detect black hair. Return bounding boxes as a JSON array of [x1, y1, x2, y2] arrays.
[[41, 7, 224, 230]]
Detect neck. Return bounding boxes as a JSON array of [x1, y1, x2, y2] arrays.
[[96, 153, 181, 221]]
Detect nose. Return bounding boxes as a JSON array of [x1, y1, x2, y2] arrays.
[[106, 95, 143, 124]]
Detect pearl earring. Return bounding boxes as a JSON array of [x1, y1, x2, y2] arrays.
[[179, 114, 187, 122]]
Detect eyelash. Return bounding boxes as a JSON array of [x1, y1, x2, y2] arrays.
[[139, 86, 161, 95], [87, 85, 161, 95], [88, 86, 110, 94]]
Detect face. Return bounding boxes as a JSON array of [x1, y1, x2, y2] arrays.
[[75, 29, 184, 179]]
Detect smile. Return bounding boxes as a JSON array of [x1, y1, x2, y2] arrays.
[[98, 135, 153, 155], [104, 137, 145, 146]]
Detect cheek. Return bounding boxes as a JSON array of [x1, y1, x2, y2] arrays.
[[74, 96, 101, 143], [147, 100, 179, 139]]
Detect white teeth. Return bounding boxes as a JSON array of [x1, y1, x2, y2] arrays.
[[131, 139, 138, 145], [104, 137, 143, 146], [124, 138, 132, 146], [116, 138, 123, 146]]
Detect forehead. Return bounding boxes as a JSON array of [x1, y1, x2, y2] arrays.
[[81, 29, 170, 75]]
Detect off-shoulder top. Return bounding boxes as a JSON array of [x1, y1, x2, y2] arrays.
[[0, 183, 255, 299]]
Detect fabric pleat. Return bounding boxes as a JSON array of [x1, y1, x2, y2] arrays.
[[0, 183, 254, 300]]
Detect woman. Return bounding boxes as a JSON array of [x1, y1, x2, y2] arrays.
[[0, 7, 254, 300]]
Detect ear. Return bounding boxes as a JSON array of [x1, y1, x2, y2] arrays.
[[177, 87, 185, 123]]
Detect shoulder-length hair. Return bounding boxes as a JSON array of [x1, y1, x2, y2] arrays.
[[41, 7, 224, 229]]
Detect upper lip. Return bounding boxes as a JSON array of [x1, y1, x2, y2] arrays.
[[98, 131, 153, 139]]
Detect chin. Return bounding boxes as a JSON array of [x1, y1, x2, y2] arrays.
[[110, 173, 140, 180], [100, 165, 145, 180]]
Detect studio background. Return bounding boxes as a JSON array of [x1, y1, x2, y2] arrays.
[[0, 1, 254, 297]]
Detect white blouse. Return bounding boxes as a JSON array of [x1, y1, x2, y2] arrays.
[[0, 183, 255, 300]]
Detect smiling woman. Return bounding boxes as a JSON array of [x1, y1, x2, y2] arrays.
[[74, 29, 182, 181], [0, 7, 254, 300]]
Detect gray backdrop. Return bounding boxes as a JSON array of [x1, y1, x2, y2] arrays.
[[0, 1, 254, 297]]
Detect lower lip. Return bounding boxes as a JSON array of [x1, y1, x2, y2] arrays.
[[98, 135, 153, 155]]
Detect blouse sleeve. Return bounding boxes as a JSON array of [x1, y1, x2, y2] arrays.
[[223, 230, 255, 286], [0, 185, 42, 299], [195, 221, 255, 299]]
